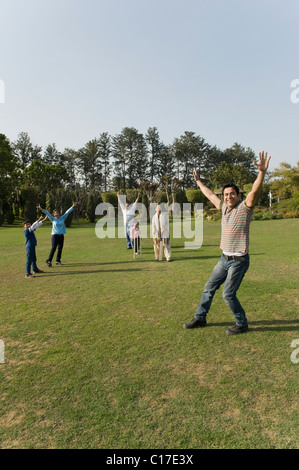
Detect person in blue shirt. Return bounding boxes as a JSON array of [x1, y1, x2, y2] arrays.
[[37, 202, 77, 267], [23, 215, 48, 278]]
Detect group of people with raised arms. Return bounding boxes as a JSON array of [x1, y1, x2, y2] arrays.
[[23, 151, 271, 335], [23, 202, 77, 277], [117, 192, 172, 261]]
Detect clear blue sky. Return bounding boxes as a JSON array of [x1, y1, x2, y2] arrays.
[[1, 0, 299, 170]]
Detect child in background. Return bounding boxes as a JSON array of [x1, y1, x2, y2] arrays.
[[130, 221, 141, 255], [23, 215, 48, 278]]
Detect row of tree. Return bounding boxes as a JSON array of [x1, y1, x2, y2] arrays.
[[5, 128, 260, 189], [0, 128, 298, 225]]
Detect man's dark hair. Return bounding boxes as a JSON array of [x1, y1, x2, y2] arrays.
[[222, 183, 240, 195], [23, 220, 30, 225]]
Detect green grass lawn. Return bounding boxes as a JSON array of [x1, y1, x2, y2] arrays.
[[0, 218, 298, 449]]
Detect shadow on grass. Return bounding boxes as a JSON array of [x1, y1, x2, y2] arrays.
[[55, 254, 220, 267], [35, 268, 146, 277], [55, 260, 160, 267], [249, 319, 299, 332], [203, 320, 299, 332]]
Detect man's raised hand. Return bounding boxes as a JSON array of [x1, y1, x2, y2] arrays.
[[253, 151, 271, 173], [193, 168, 200, 182]]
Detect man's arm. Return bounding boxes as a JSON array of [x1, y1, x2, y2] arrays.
[[117, 191, 125, 211], [193, 168, 221, 210], [246, 151, 271, 208], [131, 192, 141, 212], [134, 192, 141, 204], [37, 204, 53, 221]]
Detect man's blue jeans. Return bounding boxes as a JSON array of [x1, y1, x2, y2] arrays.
[[195, 255, 250, 327], [125, 225, 133, 248]]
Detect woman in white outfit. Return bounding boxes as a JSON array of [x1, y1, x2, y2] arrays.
[[152, 205, 172, 261]]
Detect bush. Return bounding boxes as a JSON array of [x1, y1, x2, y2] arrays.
[[86, 193, 97, 223], [125, 189, 140, 203], [272, 195, 299, 214], [283, 211, 299, 218], [288, 192, 299, 211], [101, 192, 118, 207], [174, 190, 188, 205], [270, 212, 283, 219], [253, 210, 284, 220], [5, 211, 15, 224], [153, 191, 168, 204], [203, 210, 221, 221], [186, 189, 206, 205]]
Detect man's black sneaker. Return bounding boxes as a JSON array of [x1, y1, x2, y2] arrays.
[[226, 325, 248, 335], [183, 318, 207, 329]]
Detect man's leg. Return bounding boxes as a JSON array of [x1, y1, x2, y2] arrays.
[[163, 238, 172, 261], [153, 239, 159, 259], [222, 257, 250, 328], [195, 256, 228, 320], [125, 226, 132, 248], [184, 257, 228, 328]]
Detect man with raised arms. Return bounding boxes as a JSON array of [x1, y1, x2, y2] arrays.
[[184, 151, 271, 335]]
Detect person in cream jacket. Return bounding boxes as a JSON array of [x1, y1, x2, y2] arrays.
[[152, 205, 172, 261]]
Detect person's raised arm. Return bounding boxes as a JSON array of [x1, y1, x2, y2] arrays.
[[31, 214, 48, 231], [117, 191, 125, 211], [61, 203, 76, 220], [134, 192, 141, 204], [38, 214, 48, 223], [193, 168, 221, 210], [37, 204, 53, 220], [246, 151, 271, 208]]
